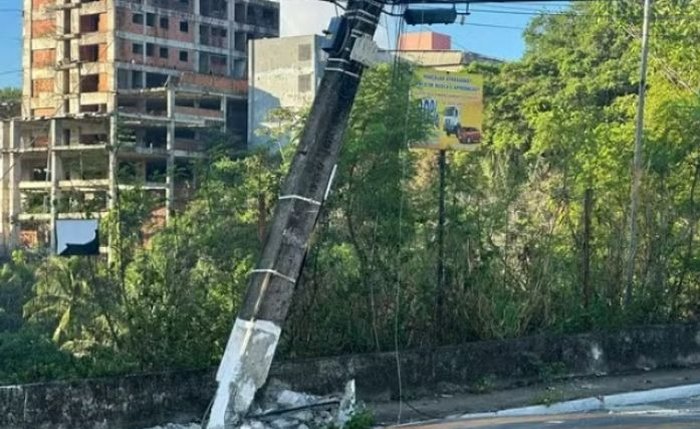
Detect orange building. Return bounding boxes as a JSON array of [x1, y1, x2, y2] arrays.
[[399, 31, 452, 51]]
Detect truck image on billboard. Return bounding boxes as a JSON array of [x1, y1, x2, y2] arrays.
[[413, 69, 484, 151]]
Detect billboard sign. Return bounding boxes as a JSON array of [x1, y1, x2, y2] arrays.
[[413, 69, 484, 151]]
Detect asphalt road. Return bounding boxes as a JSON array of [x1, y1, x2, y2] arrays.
[[398, 413, 700, 429], [395, 397, 700, 429]]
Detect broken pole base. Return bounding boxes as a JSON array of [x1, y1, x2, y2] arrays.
[[207, 318, 281, 429], [206, 2, 383, 427]]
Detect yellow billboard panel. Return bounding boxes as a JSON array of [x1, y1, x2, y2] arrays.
[[413, 69, 484, 151]]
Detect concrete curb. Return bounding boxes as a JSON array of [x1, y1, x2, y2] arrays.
[[452, 382, 700, 420]]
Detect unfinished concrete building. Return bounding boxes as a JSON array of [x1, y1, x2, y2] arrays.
[[0, 0, 279, 252]]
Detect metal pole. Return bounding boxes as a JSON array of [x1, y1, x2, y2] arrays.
[[435, 149, 446, 344], [206, 2, 383, 427], [625, 0, 652, 306]]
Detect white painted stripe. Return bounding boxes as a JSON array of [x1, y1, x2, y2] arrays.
[[208, 318, 282, 429]]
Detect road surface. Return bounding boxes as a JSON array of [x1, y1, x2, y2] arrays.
[[395, 396, 700, 429]]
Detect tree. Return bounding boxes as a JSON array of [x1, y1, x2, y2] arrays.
[[284, 62, 435, 355], [0, 87, 20, 119], [0, 251, 35, 332]]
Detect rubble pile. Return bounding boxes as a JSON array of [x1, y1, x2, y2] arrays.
[[144, 380, 357, 429], [241, 380, 356, 429]]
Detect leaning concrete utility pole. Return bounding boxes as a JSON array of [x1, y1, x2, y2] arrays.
[[206, 2, 383, 428]]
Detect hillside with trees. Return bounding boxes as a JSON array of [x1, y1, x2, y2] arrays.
[[2, 0, 700, 382]]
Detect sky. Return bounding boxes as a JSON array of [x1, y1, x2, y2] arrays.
[[0, 1, 569, 88]]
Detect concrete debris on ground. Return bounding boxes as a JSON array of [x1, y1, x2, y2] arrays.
[[144, 380, 357, 429], [242, 379, 357, 429]]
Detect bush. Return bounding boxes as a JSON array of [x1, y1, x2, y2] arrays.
[[0, 328, 83, 384]]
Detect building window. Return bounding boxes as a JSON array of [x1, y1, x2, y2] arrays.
[[233, 59, 245, 78], [132, 70, 143, 88], [132, 43, 143, 54], [179, 51, 188, 62], [298, 74, 312, 93], [160, 17, 169, 29], [179, 21, 189, 32], [79, 44, 99, 62], [211, 55, 227, 66], [132, 13, 143, 25], [146, 43, 155, 56], [146, 13, 155, 27], [234, 31, 246, 51], [80, 74, 99, 93], [159, 47, 168, 58], [117, 69, 129, 89], [79, 14, 100, 33], [298, 44, 312, 61]]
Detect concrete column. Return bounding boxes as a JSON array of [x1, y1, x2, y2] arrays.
[[193, 0, 201, 72], [247, 36, 257, 147], [108, 114, 118, 210], [7, 121, 21, 248], [165, 88, 175, 222], [227, 0, 235, 75], [0, 123, 8, 253], [22, 0, 32, 118], [106, 0, 117, 112], [49, 119, 61, 252], [221, 96, 227, 133], [107, 114, 118, 264], [54, 8, 69, 116]]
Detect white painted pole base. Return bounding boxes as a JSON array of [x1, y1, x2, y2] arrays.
[[207, 318, 282, 429]]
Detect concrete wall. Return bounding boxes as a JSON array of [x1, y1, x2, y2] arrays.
[[2, 323, 700, 429], [247, 34, 326, 147]]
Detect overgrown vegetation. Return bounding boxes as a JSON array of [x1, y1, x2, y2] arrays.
[[2, 0, 700, 383], [0, 87, 20, 119]]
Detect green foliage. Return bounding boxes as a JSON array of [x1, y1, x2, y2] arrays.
[[325, 408, 374, 429], [530, 388, 565, 407], [343, 409, 375, 429], [0, 328, 83, 384], [0, 251, 35, 332], [0, 88, 21, 102], [5, 1, 700, 383], [0, 87, 20, 119]]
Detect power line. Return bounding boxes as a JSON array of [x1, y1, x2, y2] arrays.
[[463, 21, 525, 30]]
